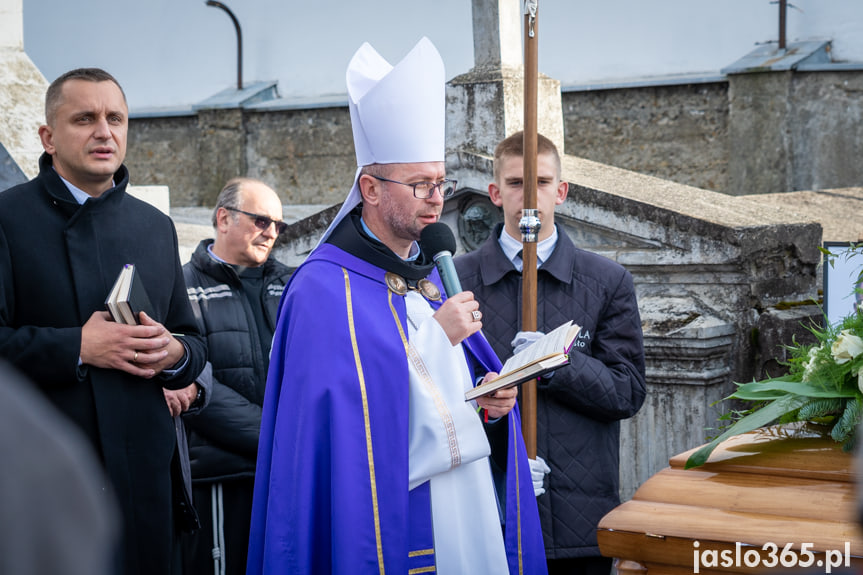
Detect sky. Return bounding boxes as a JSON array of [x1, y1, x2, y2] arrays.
[[21, 0, 863, 110]]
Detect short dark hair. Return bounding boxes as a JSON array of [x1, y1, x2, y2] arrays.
[[211, 177, 251, 227], [359, 163, 392, 179], [493, 131, 561, 183], [45, 68, 127, 126]]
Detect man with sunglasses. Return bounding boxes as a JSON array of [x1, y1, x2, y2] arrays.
[[247, 38, 546, 575], [180, 177, 293, 575]]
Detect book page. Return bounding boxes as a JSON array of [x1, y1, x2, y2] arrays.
[[499, 321, 579, 375], [117, 265, 137, 325], [105, 266, 126, 322], [466, 354, 571, 401]]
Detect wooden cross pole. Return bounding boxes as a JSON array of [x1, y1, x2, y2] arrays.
[[520, 0, 540, 459]]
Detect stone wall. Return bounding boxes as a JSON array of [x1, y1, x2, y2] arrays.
[[126, 113, 200, 200], [789, 71, 863, 193], [561, 81, 730, 193], [727, 69, 863, 196], [124, 68, 863, 209], [243, 107, 355, 205], [126, 105, 355, 208], [127, 82, 734, 207]]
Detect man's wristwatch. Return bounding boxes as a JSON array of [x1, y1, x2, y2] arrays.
[[191, 384, 203, 407]]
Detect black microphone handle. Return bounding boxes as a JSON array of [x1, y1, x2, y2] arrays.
[[433, 251, 462, 297]]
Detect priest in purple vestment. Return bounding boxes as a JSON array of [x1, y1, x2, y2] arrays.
[[246, 37, 548, 575]]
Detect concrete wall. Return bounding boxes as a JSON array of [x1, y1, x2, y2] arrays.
[[561, 81, 729, 193], [243, 107, 355, 205], [728, 69, 863, 195], [126, 114, 200, 200], [124, 68, 863, 209], [789, 71, 863, 193], [126, 105, 355, 208]]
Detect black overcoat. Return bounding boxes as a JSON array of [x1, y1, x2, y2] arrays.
[[0, 154, 207, 574]]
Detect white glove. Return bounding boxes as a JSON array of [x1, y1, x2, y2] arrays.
[[511, 330, 545, 355], [529, 456, 551, 497]]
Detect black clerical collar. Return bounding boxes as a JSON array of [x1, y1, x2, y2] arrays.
[[327, 208, 435, 282]]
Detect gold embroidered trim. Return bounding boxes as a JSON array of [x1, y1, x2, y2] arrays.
[[388, 291, 410, 356], [388, 291, 461, 469], [408, 549, 435, 557], [514, 415, 524, 575], [408, 567, 436, 574], [345, 268, 385, 575]]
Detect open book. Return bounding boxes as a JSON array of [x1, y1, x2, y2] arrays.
[[105, 264, 154, 325], [465, 320, 581, 401]]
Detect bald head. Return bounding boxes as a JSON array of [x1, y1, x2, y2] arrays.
[[211, 178, 284, 267]]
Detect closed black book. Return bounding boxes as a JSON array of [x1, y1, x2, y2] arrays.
[[106, 264, 155, 325]]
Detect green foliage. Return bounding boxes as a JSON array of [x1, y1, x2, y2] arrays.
[[797, 397, 845, 421], [832, 395, 862, 448], [685, 300, 863, 469], [685, 394, 809, 469]]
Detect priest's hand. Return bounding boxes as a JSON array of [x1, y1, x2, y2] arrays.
[[81, 311, 172, 378], [474, 374, 517, 419], [432, 291, 482, 345]]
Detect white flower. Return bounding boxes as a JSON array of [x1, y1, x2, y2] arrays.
[[858, 370, 863, 394], [803, 345, 821, 380], [831, 330, 863, 364]]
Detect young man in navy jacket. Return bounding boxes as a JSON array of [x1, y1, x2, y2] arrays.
[[455, 131, 647, 575]]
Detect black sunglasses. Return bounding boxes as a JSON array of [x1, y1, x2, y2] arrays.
[[225, 207, 288, 234]]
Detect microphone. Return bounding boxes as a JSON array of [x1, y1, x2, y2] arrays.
[[420, 222, 462, 297]]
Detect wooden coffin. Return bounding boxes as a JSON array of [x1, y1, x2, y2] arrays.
[[598, 423, 863, 574]]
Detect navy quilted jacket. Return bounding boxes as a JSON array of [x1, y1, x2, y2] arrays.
[[455, 224, 646, 559]]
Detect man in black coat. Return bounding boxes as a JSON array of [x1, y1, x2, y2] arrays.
[[181, 177, 294, 575], [455, 131, 646, 575], [0, 68, 207, 575]]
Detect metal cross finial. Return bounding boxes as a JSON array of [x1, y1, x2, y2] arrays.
[[524, 0, 538, 38]]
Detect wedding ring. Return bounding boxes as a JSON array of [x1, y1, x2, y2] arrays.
[[133, 351, 138, 362], [472, 310, 482, 322]]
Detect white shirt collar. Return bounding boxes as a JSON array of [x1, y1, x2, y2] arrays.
[[55, 169, 115, 205], [206, 243, 228, 264], [498, 226, 558, 272]]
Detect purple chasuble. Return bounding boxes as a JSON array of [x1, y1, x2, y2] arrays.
[[247, 243, 547, 574]]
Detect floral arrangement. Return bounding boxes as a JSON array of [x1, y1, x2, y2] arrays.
[[685, 245, 863, 469]]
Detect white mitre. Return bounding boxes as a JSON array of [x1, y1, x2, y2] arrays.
[[316, 36, 446, 247]]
